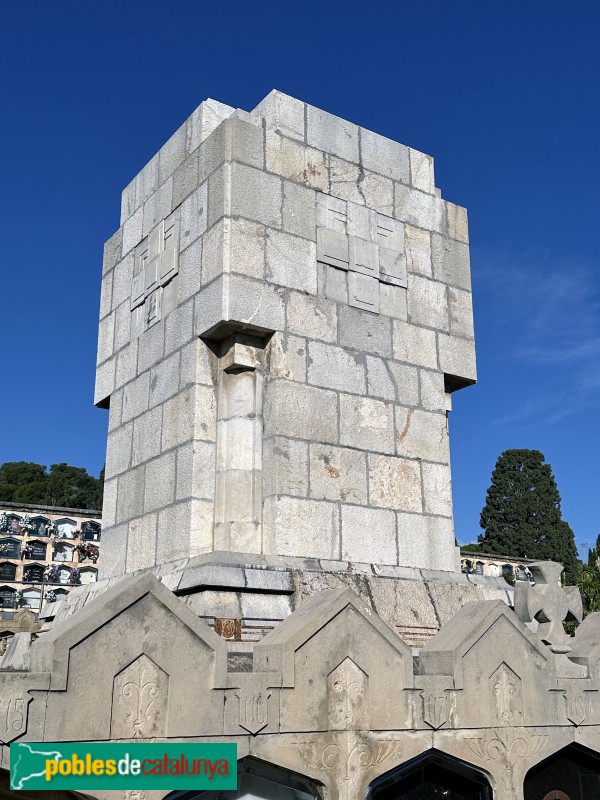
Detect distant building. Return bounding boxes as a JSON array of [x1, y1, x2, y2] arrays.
[[460, 548, 535, 582], [0, 502, 102, 616]]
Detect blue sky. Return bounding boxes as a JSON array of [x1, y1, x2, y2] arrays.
[[1, 1, 598, 556]]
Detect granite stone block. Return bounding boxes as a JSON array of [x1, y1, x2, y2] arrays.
[[339, 394, 394, 453], [309, 444, 367, 504], [306, 105, 360, 163], [307, 341, 366, 394]]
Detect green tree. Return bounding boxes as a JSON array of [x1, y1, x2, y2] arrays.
[[478, 449, 579, 584], [0, 461, 103, 510]]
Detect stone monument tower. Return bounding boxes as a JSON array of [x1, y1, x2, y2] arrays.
[[2, 93, 599, 800], [96, 90, 475, 583]]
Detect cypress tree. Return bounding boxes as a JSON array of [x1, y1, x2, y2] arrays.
[[478, 449, 579, 584]]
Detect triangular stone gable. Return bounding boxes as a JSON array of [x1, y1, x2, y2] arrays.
[[254, 588, 413, 732], [31, 572, 227, 689], [419, 599, 554, 689], [26, 573, 228, 741]]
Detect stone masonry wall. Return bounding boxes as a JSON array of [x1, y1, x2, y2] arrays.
[[96, 91, 476, 578]]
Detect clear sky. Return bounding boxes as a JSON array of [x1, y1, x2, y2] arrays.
[[1, 1, 598, 556]]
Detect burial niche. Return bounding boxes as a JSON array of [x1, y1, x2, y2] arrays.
[[165, 758, 322, 800], [523, 743, 600, 800], [367, 750, 492, 800]]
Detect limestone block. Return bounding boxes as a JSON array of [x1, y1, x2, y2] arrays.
[[368, 454, 422, 512], [122, 205, 143, 256], [149, 349, 180, 408], [266, 229, 317, 293], [144, 451, 176, 513], [101, 477, 117, 527], [309, 444, 368, 504], [448, 287, 475, 339], [180, 182, 208, 253], [318, 262, 349, 304], [132, 405, 162, 466], [437, 332, 477, 382], [94, 356, 116, 406], [265, 130, 328, 191], [126, 513, 157, 572], [230, 163, 282, 228], [341, 504, 396, 564], [112, 300, 131, 352], [158, 125, 186, 188], [98, 525, 126, 579], [307, 341, 366, 394], [157, 500, 197, 563], [179, 338, 214, 390], [287, 290, 337, 343], [419, 369, 446, 412], [431, 233, 471, 290], [137, 320, 164, 373], [408, 274, 449, 331], [229, 218, 266, 279], [265, 496, 340, 559], [360, 128, 410, 184], [369, 577, 439, 632], [317, 227, 349, 270], [282, 181, 317, 241], [195, 274, 286, 339], [366, 357, 419, 406], [445, 201, 469, 243], [185, 97, 235, 154], [330, 157, 363, 205], [338, 304, 393, 356], [189, 498, 214, 555], [421, 462, 453, 517], [263, 436, 309, 497], [409, 149, 435, 194], [266, 332, 306, 382], [173, 237, 201, 304], [264, 380, 338, 444], [104, 228, 123, 274], [379, 283, 408, 320], [176, 440, 215, 501], [96, 311, 115, 364], [306, 105, 360, 163], [253, 90, 305, 141], [361, 170, 394, 216], [173, 149, 199, 208], [105, 422, 132, 479], [164, 299, 193, 355], [99, 270, 113, 320], [339, 394, 395, 454], [134, 154, 159, 210], [115, 343, 137, 389], [163, 386, 202, 450], [405, 224, 432, 277], [395, 407, 450, 463], [397, 513, 455, 571], [393, 319, 437, 369], [120, 177, 136, 225], [108, 387, 123, 431], [394, 184, 444, 233], [116, 463, 145, 521], [142, 177, 173, 237]]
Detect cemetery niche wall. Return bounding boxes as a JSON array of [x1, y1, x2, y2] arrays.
[[0, 92, 598, 800]]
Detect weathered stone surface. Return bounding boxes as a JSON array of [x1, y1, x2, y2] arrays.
[[368, 454, 422, 513], [310, 444, 368, 504]]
